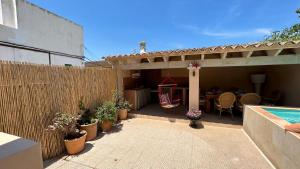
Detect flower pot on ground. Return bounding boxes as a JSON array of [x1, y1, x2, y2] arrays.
[[64, 131, 87, 155], [101, 120, 113, 132], [47, 112, 86, 155], [96, 101, 117, 132], [113, 91, 132, 120], [78, 98, 98, 141], [118, 109, 128, 120], [79, 119, 98, 141], [186, 109, 202, 128]]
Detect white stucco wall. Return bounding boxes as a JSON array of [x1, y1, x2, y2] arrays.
[[0, 0, 84, 66], [51, 54, 83, 66]]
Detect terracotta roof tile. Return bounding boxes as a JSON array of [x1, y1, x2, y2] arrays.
[[104, 40, 300, 61]]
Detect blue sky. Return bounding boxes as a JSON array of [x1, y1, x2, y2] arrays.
[[28, 0, 300, 60]]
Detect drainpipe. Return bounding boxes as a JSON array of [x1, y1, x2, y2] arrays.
[[48, 52, 51, 65]]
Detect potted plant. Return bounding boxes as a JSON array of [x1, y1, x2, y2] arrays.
[[96, 101, 117, 132], [78, 98, 98, 141], [186, 108, 202, 128], [47, 112, 86, 155], [113, 91, 132, 120], [117, 100, 131, 120]]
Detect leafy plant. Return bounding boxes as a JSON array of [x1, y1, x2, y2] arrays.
[[117, 100, 131, 111], [78, 98, 97, 125], [112, 90, 121, 105], [264, 8, 300, 42], [78, 98, 86, 111], [112, 90, 132, 111], [96, 101, 117, 123], [47, 112, 82, 139]]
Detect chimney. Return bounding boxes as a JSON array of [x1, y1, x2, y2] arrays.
[[139, 41, 146, 54]]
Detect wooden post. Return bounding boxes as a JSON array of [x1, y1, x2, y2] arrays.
[[116, 64, 124, 96], [188, 64, 200, 111]]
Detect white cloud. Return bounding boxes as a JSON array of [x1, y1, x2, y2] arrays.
[[181, 25, 273, 38], [255, 28, 273, 35]]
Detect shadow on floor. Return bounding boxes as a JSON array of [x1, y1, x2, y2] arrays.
[[132, 104, 243, 128], [43, 155, 65, 168]]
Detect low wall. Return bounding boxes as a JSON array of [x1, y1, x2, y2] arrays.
[[243, 106, 300, 169], [0, 132, 43, 169]]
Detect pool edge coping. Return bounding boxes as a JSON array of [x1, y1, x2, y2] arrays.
[[247, 106, 300, 139]]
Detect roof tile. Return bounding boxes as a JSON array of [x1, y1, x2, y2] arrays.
[[104, 40, 300, 60]]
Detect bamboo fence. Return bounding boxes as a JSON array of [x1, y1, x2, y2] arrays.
[[0, 62, 117, 159]]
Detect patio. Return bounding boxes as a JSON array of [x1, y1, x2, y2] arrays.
[[44, 118, 274, 169], [131, 104, 243, 129]]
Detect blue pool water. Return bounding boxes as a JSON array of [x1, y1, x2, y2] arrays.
[[264, 108, 300, 124]]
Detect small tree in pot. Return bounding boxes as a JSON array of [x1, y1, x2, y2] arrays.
[[113, 91, 132, 120], [78, 98, 98, 141], [96, 101, 117, 132], [47, 112, 86, 155]]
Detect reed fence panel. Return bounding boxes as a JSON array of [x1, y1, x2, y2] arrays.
[[0, 62, 117, 159]]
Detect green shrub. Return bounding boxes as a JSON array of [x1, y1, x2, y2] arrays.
[[47, 112, 82, 139], [96, 101, 117, 123], [78, 97, 97, 125], [117, 100, 131, 111], [112, 90, 132, 111]]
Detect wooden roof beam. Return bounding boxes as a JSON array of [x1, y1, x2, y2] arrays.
[[181, 55, 185, 61], [201, 54, 205, 60], [147, 57, 154, 63], [266, 49, 283, 56], [127, 58, 140, 64], [163, 56, 169, 62], [242, 51, 253, 58], [118, 60, 126, 65], [221, 52, 227, 59]]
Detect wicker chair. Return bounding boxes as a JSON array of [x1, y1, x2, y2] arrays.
[[215, 92, 236, 118], [238, 93, 261, 112]]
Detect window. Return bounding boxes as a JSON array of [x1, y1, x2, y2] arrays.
[[0, 0, 18, 29], [65, 64, 73, 67]]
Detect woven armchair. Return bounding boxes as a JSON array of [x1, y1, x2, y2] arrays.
[[215, 92, 236, 118], [238, 93, 261, 111]]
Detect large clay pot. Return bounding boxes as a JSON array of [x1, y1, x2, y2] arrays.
[[80, 120, 98, 141], [64, 131, 86, 155], [101, 120, 113, 132], [118, 109, 128, 120]]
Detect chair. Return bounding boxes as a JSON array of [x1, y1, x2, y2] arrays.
[[215, 92, 236, 118], [262, 90, 281, 105], [238, 93, 261, 112]]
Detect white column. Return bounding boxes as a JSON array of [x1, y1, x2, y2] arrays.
[[188, 65, 200, 111]]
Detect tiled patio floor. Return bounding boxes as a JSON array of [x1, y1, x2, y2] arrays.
[[132, 104, 243, 129], [44, 118, 274, 169]]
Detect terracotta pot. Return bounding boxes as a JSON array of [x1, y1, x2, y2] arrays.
[[101, 120, 113, 132], [80, 120, 98, 141], [64, 131, 86, 155], [118, 109, 128, 120]]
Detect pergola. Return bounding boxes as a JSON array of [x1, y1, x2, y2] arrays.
[[104, 41, 300, 111]]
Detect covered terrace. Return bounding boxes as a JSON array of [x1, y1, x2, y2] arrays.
[[104, 41, 300, 123]]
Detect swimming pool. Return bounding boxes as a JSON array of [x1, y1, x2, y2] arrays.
[[244, 106, 300, 169], [263, 107, 300, 124]]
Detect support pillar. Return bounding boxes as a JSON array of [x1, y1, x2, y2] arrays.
[[115, 65, 124, 96], [188, 65, 200, 111]]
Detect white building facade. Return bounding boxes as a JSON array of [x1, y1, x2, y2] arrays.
[[0, 0, 84, 66]]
